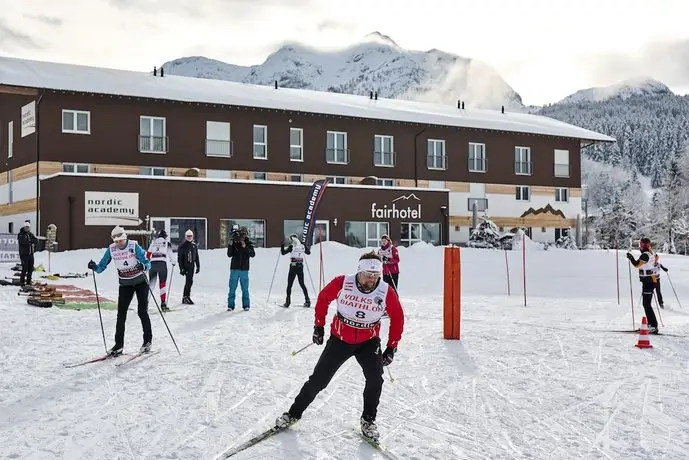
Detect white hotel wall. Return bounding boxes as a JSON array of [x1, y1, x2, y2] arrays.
[[0, 175, 39, 233], [448, 190, 582, 244]]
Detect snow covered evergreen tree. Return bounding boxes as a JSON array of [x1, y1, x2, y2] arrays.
[[467, 218, 501, 249]]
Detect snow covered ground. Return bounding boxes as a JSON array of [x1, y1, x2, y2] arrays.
[[1, 242, 689, 459]]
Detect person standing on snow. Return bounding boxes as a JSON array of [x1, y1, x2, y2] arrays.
[[177, 229, 200, 305], [376, 234, 400, 292], [226, 226, 255, 311], [275, 251, 405, 443], [280, 233, 311, 307], [17, 220, 38, 286], [146, 229, 176, 312], [626, 237, 660, 333], [87, 226, 153, 356]]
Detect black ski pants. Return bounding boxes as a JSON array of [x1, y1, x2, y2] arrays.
[[286, 263, 309, 301], [655, 278, 664, 306], [114, 281, 152, 348], [641, 277, 659, 329], [19, 254, 34, 285], [383, 273, 399, 291], [288, 336, 384, 421], [181, 264, 195, 297]]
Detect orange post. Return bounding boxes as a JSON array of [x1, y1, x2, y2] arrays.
[[443, 245, 461, 340]]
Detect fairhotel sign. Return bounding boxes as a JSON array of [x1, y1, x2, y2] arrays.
[[370, 194, 422, 219]]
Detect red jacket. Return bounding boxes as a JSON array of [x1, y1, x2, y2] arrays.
[[377, 244, 400, 275], [315, 275, 404, 348]]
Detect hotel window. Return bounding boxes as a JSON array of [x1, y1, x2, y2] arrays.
[[63, 163, 90, 173], [253, 125, 268, 159], [400, 223, 440, 247], [345, 221, 390, 248], [206, 121, 232, 157], [290, 128, 303, 161], [289, 174, 303, 182], [374, 135, 395, 167], [376, 178, 395, 187], [554, 149, 570, 177], [62, 110, 91, 134], [254, 172, 267, 180], [515, 146, 531, 175], [555, 228, 570, 241], [427, 139, 446, 169], [326, 176, 346, 184], [139, 116, 167, 153], [150, 217, 207, 249], [555, 187, 569, 202], [140, 166, 166, 176], [467, 198, 488, 212], [516, 186, 530, 201], [468, 142, 486, 172], [220, 219, 266, 248], [326, 131, 348, 164]]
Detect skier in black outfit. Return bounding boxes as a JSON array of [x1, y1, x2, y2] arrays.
[[226, 226, 255, 311], [17, 220, 38, 286], [626, 237, 660, 334], [177, 229, 200, 304], [280, 234, 311, 307], [653, 256, 669, 308]]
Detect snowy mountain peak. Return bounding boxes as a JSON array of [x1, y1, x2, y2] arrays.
[[361, 31, 400, 48], [559, 76, 673, 104]]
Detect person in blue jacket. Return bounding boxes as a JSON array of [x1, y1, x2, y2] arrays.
[[87, 225, 153, 356]]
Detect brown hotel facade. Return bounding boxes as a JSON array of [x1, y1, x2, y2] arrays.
[[0, 56, 614, 250]]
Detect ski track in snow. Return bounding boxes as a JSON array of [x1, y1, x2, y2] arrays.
[[1, 244, 689, 459]]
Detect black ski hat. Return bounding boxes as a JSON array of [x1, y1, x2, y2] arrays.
[[158, 229, 168, 238]]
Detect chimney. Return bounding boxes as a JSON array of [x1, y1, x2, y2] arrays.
[[153, 66, 157, 76], [160, 67, 164, 77], [369, 90, 373, 100], [501, 105, 505, 114], [374, 91, 378, 100], [461, 101, 465, 109], [274, 80, 278, 89]]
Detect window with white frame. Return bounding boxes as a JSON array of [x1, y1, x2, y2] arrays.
[[468, 142, 486, 172], [554, 149, 570, 177], [253, 125, 267, 159], [326, 176, 346, 184], [555, 228, 570, 242], [140, 166, 166, 176], [374, 135, 395, 167], [516, 186, 530, 201], [515, 146, 531, 175], [555, 187, 569, 202], [139, 116, 167, 153], [401, 222, 422, 247], [62, 110, 90, 134], [254, 172, 267, 180], [344, 221, 390, 248], [427, 139, 446, 169], [206, 121, 231, 157], [7, 121, 13, 158], [290, 128, 303, 161], [289, 174, 302, 182], [326, 131, 348, 163], [376, 178, 395, 187], [467, 198, 488, 212], [63, 163, 90, 173]]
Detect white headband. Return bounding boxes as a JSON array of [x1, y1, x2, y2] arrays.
[[357, 258, 383, 274]]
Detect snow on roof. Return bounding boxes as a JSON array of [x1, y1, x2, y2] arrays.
[[1, 56, 615, 143]]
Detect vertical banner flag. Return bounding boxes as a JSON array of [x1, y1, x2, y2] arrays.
[[300, 179, 328, 251]]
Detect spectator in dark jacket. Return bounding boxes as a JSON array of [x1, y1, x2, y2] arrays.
[[226, 226, 255, 311], [177, 229, 200, 305], [18, 220, 38, 286]]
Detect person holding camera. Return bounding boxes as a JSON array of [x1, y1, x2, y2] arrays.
[[280, 233, 311, 307], [227, 226, 255, 311], [17, 220, 39, 286], [177, 229, 200, 305]]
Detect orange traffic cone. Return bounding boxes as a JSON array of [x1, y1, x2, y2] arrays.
[[635, 316, 653, 349]]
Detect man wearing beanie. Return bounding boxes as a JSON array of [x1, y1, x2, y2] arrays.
[[17, 220, 38, 286]]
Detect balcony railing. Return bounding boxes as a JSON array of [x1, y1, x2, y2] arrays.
[[206, 139, 233, 157], [427, 154, 447, 170], [554, 163, 571, 178], [515, 160, 532, 175], [373, 150, 396, 167], [326, 148, 350, 164], [468, 157, 487, 172], [139, 135, 169, 153]]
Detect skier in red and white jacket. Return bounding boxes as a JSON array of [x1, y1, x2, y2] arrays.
[[377, 234, 400, 291], [275, 251, 405, 443]]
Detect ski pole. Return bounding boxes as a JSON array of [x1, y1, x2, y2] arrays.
[[666, 273, 683, 308], [653, 291, 665, 327], [147, 281, 181, 355], [291, 342, 313, 356], [627, 254, 635, 329], [266, 250, 281, 305], [91, 269, 108, 354], [304, 258, 317, 295], [386, 366, 395, 383]]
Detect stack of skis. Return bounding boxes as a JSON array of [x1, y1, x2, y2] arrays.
[[19, 283, 63, 308]]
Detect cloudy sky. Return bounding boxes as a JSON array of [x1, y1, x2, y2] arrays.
[[1, 0, 688, 105]]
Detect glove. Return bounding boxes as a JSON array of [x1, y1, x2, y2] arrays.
[[626, 252, 634, 261], [180, 268, 186, 276], [195, 266, 200, 274], [662, 266, 669, 272], [312, 326, 324, 345], [382, 256, 389, 262], [381, 346, 396, 366], [87, 260, 97, 270]]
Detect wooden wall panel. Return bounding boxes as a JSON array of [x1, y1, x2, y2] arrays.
[[0, 198, 36, 216]]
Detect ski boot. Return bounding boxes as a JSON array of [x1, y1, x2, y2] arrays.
[[140, 341, 152, 353], [303, 298, 311, 308], [182, 296, 194, 305], [275, 412, 298, 429], [108, 345, 123, 357], [360, 416, 379, 443], [161, 302, 170, 312], [281, 297, 290, 308]]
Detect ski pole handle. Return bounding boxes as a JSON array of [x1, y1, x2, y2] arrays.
[[291, 342, 314, 356]]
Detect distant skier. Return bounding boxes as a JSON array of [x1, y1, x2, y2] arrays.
[[376, 234, 400, 291], [652, 254, 669, 308], [177, 230, 200, 305], [274, 251, 405, 443], [87, 226, 153, 356], [17, 220, 38, 286], [146, 229, 176, 312], [280, 233, 311, 307], [626, 237, 660, 333]]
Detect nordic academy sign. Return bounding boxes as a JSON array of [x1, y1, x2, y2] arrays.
[[371, 193, 422, 219], [84, 191, 142, 226]]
